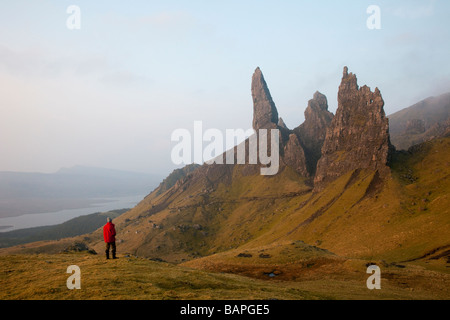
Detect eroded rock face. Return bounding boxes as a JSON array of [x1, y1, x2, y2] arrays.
[[294, 91, 334, 175], [283, 133, 309, 177], [314, 67, 392, 190], [278, 117, 288, 130], [250, 67, 308, 176], [252, 67, 279, 131], [251, 68, 334, 177]]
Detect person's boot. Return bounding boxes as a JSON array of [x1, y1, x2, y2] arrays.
[[106, 251, 110, 259], [112, 251, 117, 259]]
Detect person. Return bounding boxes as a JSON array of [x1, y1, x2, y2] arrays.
[[103, 217, 117, 259]]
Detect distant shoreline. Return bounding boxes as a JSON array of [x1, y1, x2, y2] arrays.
[[0, 197, 118, 219], [0, 194, 145, 232]]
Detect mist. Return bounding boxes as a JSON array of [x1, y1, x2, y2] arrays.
[[1, 1, 449, 175]]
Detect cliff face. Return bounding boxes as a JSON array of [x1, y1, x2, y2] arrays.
[[294, 91, 334, 175], [282, 133, 309, 177], [314, 67, 393, 190]]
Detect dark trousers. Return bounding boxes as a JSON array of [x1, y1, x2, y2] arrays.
[[105, 242, 116, 259]]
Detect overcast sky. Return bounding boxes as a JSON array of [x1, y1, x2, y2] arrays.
[[0, 0, 449, 176]]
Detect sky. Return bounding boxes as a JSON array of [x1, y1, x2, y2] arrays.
[[0, 0, 449, 176]]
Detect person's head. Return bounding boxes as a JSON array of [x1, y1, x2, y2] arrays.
[[107, 217, 112, 223]]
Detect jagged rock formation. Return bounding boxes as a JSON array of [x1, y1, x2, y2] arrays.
[[251, 68, 333, 177], [250, 67, 306, 175], [293, 91, 334, 175], [314, 67, 392, 191], [278, 117, 288, 129], [282, 133, 309, 177], [251, 67, 279, 131]]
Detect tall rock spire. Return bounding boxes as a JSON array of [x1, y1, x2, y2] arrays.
[[250, 67, 308, 176], [314, 67, 392, 191], [294, 91, 334, 175], [251, 67, 279, 130]]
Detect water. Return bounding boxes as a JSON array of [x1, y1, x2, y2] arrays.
[[0, 195, 144, 232]]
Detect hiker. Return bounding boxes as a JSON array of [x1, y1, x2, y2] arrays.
[[103, 217, 117, 259]]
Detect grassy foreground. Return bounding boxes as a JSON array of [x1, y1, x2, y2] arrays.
[[0, 253, 325, 300], [1, 252, 448, 300]]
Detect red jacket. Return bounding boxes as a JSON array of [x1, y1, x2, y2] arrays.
[[103, 222, 116, 243]]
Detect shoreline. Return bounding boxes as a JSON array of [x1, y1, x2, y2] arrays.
[[0, 195, 144, 232]]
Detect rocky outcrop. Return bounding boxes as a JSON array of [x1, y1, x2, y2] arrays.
[[61, 242, 97, 254], [251, 68, 333, 177], [278, 117, 288, 129], [314, 67, 392, 191], [283, 133, 309, 177], [252, 67, 279, 131], [250, 67, 308, 176], [156, 164, 201, 195], [294, 91, 334, 175]]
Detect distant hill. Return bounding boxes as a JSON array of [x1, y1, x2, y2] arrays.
[[389, 92, 450, 150], [0, 208, 128, 248], [0, 166, 164, 218]]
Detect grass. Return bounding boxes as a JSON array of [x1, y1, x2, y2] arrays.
[[1, 252, 448, 300], [0, 253, 327, 300]]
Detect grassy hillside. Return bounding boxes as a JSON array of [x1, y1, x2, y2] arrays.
[[5, 138, 448, 266], [82, 164, 312, 262], [180, 137, 450, 270], [67, 137, 449, 267], [1, 137, 449, 300]]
